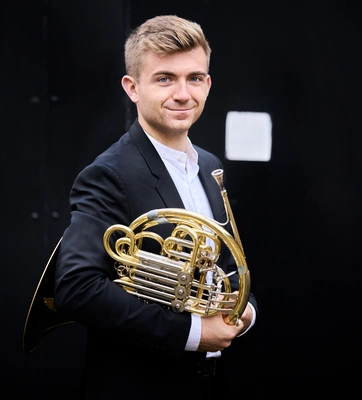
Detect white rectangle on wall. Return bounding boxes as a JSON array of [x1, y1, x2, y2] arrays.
[[225, 111, 272, 161]]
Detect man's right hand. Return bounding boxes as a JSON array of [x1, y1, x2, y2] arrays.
[[197, 311, 244, 352]]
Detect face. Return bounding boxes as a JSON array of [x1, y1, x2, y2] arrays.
[[122, 47, 211, 145]]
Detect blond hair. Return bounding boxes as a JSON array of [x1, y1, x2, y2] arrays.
[[124, 15, 211, 80]]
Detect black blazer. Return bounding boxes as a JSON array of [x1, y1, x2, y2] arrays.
[[54, 119, 258, 398]]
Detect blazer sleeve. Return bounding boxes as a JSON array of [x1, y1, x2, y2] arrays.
[[54, 161, 192, 356]]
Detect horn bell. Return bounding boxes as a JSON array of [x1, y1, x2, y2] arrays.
[[22, 238, 76, 353]]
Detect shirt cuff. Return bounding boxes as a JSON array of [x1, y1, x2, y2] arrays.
[[237, 302, 257, 337], [185, 313, 201, 351]]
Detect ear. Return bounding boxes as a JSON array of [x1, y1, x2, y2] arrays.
[[206, 74, 212, 97], [121, 75, 138, 103]]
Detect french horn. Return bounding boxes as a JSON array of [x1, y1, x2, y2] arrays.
[[103, 169, 250, 326], [23, 169, 250, 352]]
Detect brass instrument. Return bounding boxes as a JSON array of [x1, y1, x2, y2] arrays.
[[103, 169, 250, 325], [23, 169, 250, 352], [22, 238, 76, 353]]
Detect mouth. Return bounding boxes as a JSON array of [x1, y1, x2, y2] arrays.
[[167, 105, 196, 115], [168, 108, 191, 112], [167, 109, 193, 120]]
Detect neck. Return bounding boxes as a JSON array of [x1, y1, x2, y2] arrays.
[[151, 133, 188, 152], [139, 122, 188, 152]]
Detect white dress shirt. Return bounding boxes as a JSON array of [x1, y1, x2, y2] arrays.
[[145, 132, 256, 356]]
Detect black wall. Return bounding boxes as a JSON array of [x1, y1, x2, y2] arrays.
[[2, 1, 362, 398]]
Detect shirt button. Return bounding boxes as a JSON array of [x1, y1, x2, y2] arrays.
[[177, 155, 183, 162]]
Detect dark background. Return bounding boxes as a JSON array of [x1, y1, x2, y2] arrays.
[[2, 0, 361, 397]]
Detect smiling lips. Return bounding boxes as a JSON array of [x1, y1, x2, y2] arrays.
[[169, 108, 193, 120], [168, 105, 195, 112]]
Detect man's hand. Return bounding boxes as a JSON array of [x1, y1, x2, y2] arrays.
[[231, 303, 253, 334], [197, 301, 253, 353]]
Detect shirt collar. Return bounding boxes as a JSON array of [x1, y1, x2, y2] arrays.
[[144, 131, 199, 178]]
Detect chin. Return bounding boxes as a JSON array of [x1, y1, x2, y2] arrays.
[[171, 123, 192, 134]]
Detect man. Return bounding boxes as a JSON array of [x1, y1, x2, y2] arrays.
[[54, 15, 258, 399]]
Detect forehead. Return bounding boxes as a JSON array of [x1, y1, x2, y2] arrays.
[[141, 47, 208, 76]]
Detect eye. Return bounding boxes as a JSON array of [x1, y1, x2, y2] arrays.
[[158, 77, 170, 83], [190, 76, 203, 83]]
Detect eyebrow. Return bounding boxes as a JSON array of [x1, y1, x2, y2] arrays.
[[153, 70, 208, 78]]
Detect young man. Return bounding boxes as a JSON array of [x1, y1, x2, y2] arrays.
[[54, 15, 258, 399]]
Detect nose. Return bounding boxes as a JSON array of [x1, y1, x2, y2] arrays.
[[173, 81, 192, 101]]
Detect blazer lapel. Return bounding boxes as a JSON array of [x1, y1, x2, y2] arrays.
[[128, 120, 185, 209], [128, 119, 226, 217]]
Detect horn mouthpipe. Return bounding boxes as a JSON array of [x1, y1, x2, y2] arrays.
[[211, 169, 245, 257]]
